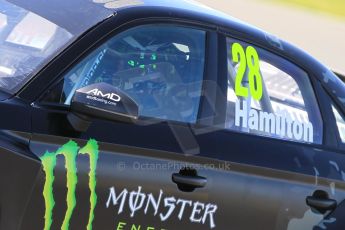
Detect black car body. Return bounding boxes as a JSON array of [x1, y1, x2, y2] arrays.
[[1, 0, 345, 229]]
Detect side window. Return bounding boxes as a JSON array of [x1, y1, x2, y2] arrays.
[[332, 104, 345, 143], [44, 24, 206, 124], [225, 38, 323, 144]]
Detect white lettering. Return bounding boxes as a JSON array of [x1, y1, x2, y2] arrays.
[[248, 109, 259, 130], [293, 120, 303, 140], [190, 202, 205, 224], [106, 187, 128, 214], [235, 99, 248, 128], [106, 186, 218, 228], [96, 90, 111, 99], [286, 113, 293, 139], [110, 93, 121, 102], [144, 190, 163, 216], [304, 121, 314, 142], [86, 88, 121, 102], [234, 99, 314, 143], [86, 88, 99, 96], [202, 204, 218, 229], [177, 199, 192, 220], [160, 197, 176, 221], [259, 111, 276, 134], [129, 186, 146, 217]]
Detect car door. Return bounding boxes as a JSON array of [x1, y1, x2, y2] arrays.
[[19, 22, 233, 230], [18, 21, 345, 230], [195, 34, 345, 230]]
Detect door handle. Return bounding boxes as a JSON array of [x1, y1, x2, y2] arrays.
[[306, 197, 337, 211], [306, 191, 337, 214], [172, 173, 207, 189]]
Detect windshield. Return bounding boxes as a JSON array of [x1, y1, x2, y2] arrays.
[[0, 0, 73, 94]]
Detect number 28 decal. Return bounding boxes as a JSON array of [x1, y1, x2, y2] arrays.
[[232, 43, 263, 101]]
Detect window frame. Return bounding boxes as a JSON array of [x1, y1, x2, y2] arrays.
[[332, 103, 345, 143], [318, 83, 345, 151], [217, 33, 325, 146], [35, 19, 218, 127]]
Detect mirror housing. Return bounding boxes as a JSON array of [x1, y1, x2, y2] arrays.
[[68, 83, 139, 131]]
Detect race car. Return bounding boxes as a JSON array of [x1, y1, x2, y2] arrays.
[[1, 0, 345, 229]]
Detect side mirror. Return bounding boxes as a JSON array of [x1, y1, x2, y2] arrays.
[[68, 83, 139, 132]]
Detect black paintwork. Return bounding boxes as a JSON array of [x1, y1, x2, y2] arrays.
[[0, 1, 345, 229]]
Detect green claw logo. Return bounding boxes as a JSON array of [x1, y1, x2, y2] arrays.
[[40, 139, 99, 230]]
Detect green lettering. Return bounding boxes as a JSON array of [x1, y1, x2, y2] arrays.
[[131, 224, 141, 230], [117, 222, 127, 230], [231, 43, 263, 101], [246, 46, 263, 100], [232, 42, 248, 98]]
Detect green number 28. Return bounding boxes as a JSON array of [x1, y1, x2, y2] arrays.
[[232, 43, 263, 101]]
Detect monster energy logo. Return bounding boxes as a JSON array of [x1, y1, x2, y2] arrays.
[[40, 140, 99, 230]]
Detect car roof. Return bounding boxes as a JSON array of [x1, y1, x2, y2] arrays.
[[7, 0, 248, 35], [7, 0, 113, 35], [5, 0, 295, 60]]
